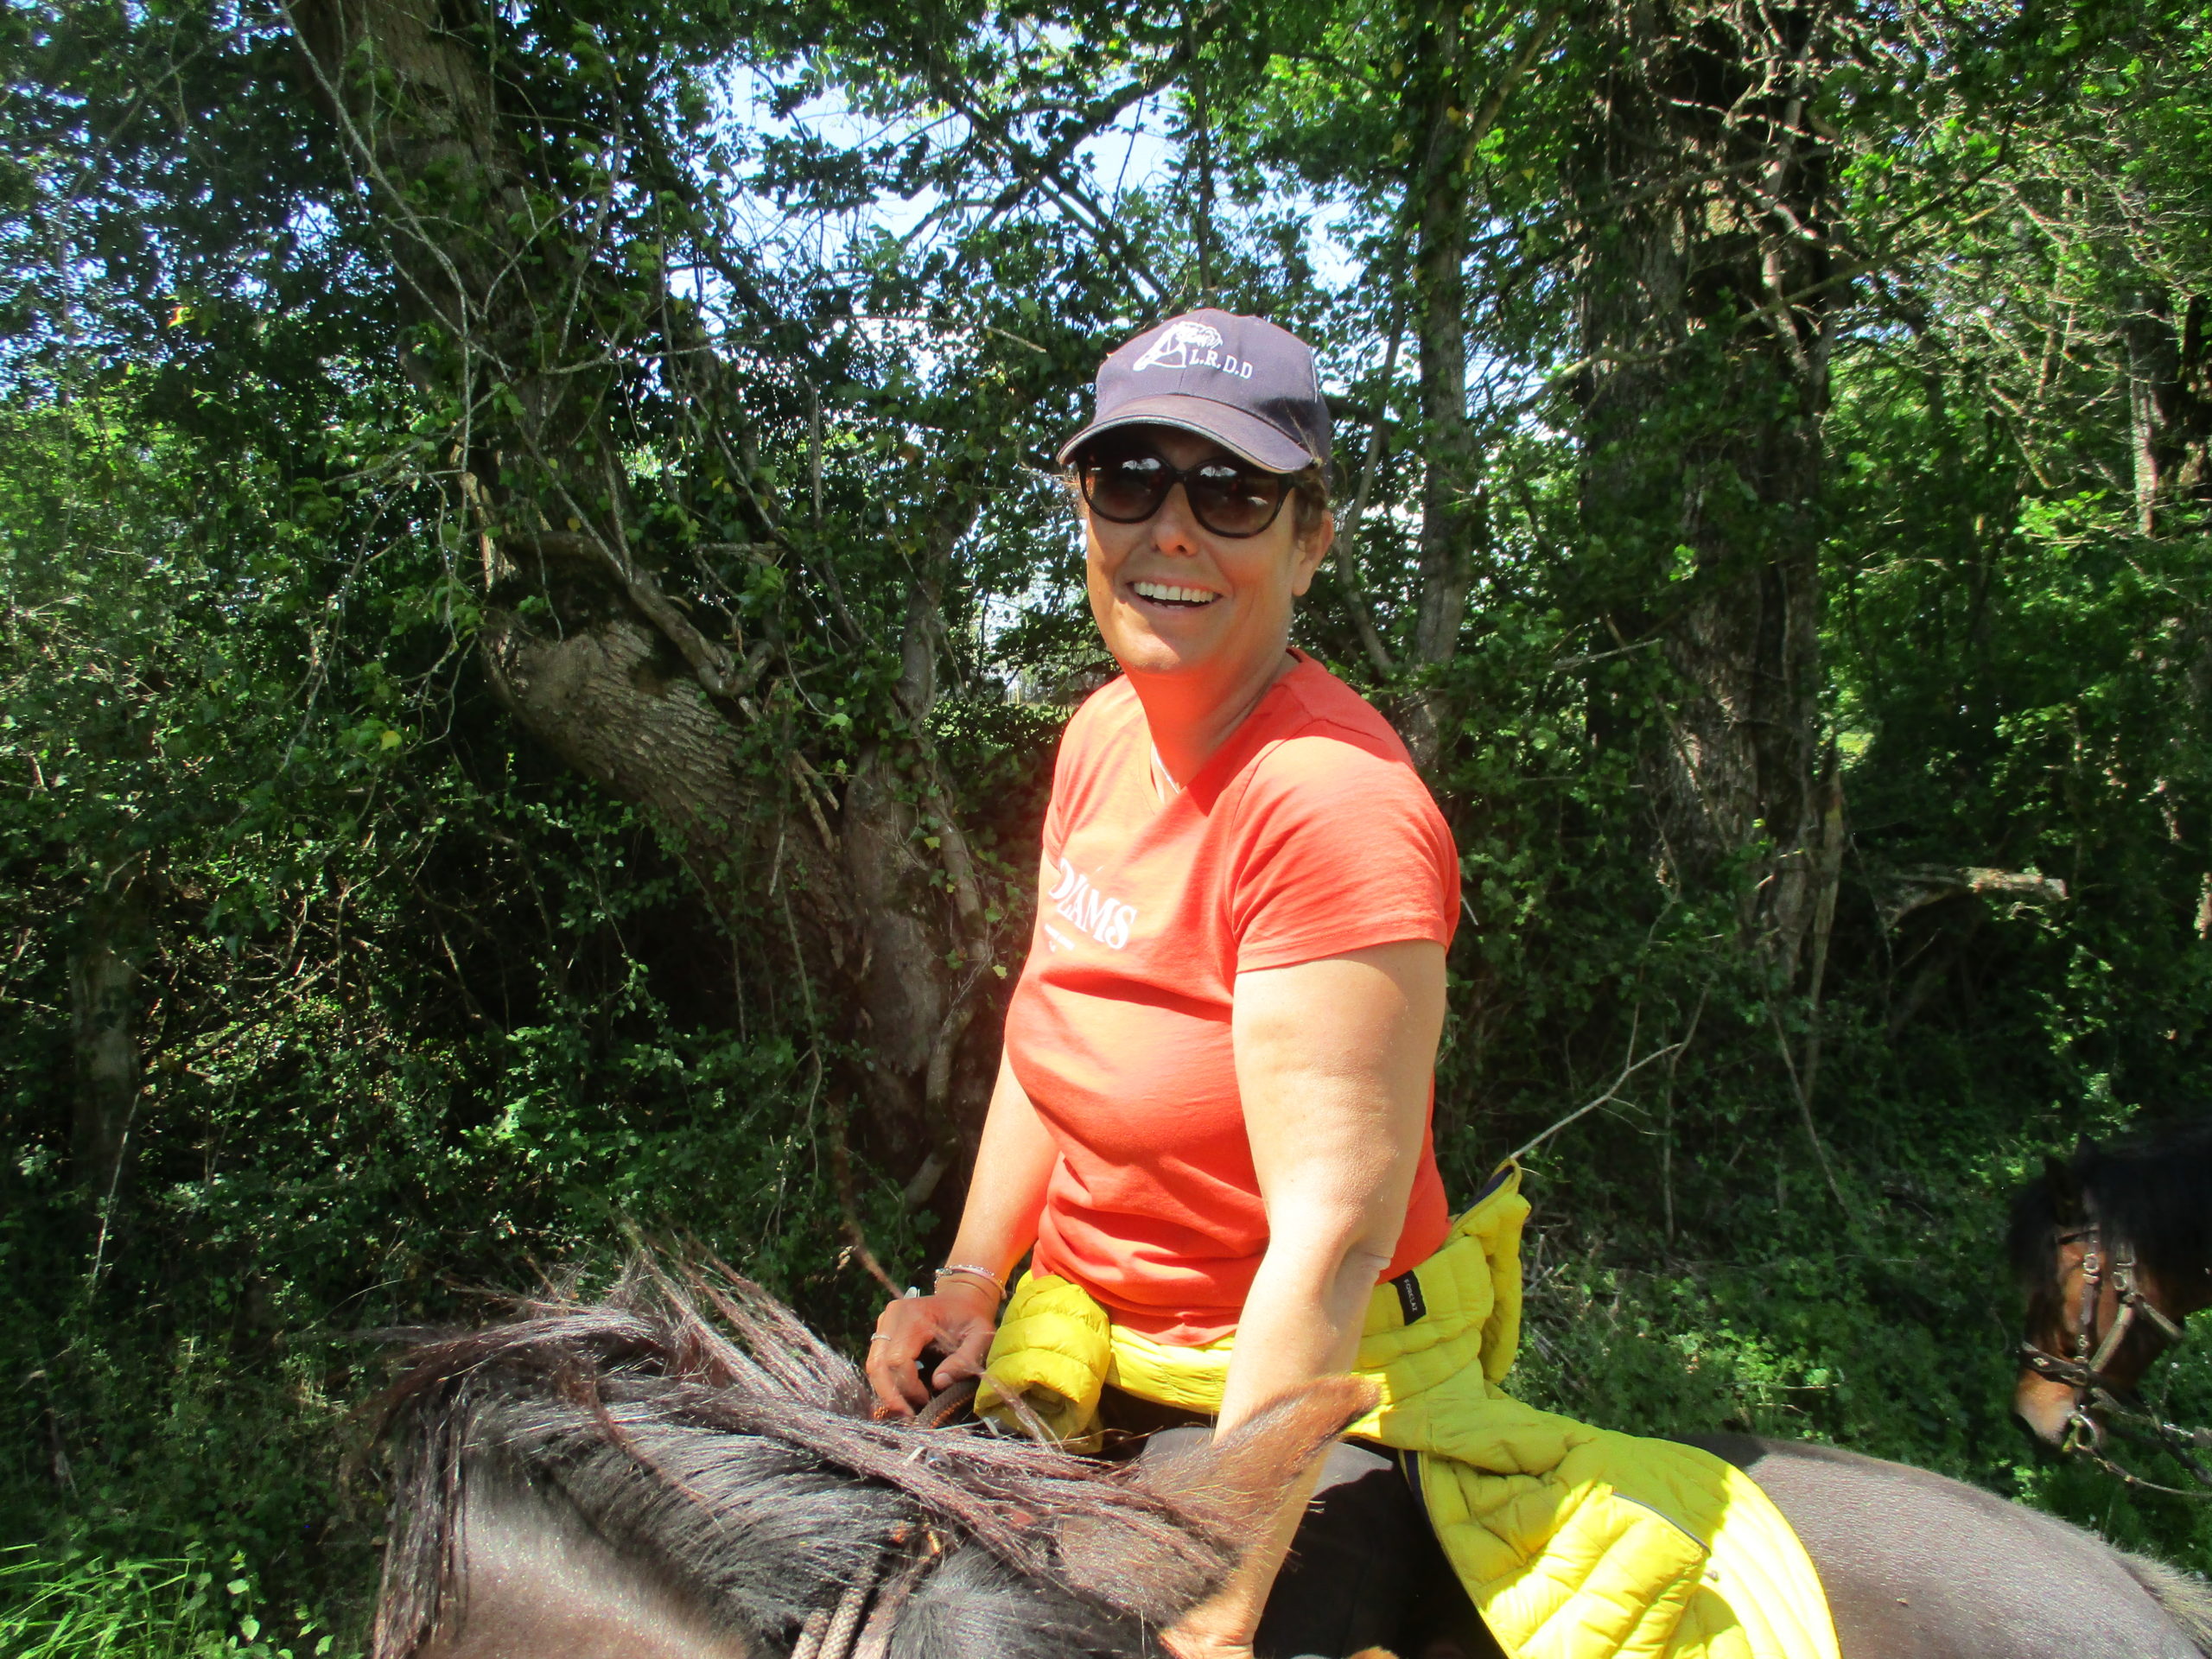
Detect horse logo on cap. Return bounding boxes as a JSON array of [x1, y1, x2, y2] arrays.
[[1131, 320, 1224, 372]]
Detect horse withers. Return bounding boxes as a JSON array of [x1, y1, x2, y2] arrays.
[[366, 1261, 1398, 1659], [365, 1259, 2212, 1659], [2009, 1123, 2212, 1460]]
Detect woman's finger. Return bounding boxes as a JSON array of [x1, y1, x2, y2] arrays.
[[931, 1321, 997, 1389], [1160, 1634, 1255, 1659], [864, 1304, 937, 1414], [864, 1340, 918, 1414]]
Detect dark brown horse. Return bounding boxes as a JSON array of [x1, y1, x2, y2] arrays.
[[2009, 1122, 2212, 1473], [368, 1259, 2212, 1659], [366, 1260, 1384, 1659]]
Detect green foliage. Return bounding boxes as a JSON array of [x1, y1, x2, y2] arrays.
[[0, 1547, 340, 1659], [4, 0, 2212, 1640], [0, 373, 931, 1636]]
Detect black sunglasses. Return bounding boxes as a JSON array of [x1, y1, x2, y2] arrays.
[[1075, 442, 1294, 538]]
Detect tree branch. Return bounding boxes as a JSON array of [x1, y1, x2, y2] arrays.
[[1335, 295, 1405, 678]]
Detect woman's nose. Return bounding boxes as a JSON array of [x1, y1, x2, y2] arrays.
[[1147, 485, 1203, 554]]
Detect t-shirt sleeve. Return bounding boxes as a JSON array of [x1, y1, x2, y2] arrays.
[[1229, 726, 1459, 973], [1041, 772, 1068, 865]]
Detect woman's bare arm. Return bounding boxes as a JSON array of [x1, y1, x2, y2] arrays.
[[1166, 938, 1446, 1659], [865, 1047, 1058, 1414]]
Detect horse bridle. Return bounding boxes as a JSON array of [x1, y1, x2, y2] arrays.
[[2016, 1211, 2212, 1497], [787, 1545, 930, 1659], [787, 1379, 977, 1659], [2018, 1218, 2186, 1393]]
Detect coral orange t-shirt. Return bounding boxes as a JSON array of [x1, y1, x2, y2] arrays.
[[1002, 652, 1459, 1344]]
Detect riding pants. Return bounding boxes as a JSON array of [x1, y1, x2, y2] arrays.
[[1104, 1387, 1465, 1659]]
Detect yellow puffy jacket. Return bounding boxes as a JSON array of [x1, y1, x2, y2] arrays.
[[976, 1166, 1837, 1659]]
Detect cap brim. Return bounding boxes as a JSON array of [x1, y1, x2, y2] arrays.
[[1056, 394, 1315, 473]]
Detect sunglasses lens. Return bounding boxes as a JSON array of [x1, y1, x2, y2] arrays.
[[1186, 462, 1287, 537], [1077, 446, 1293, 537], [1081, 451, 1170, 523]]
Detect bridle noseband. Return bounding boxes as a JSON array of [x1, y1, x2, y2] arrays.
[[2018, 1221, 2187, 1389], [2017, 1211, 2209, 1497]]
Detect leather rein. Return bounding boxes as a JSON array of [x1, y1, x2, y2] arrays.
[[787, 1378, 978, 1659], [2017, 1212, 2212, 1498]]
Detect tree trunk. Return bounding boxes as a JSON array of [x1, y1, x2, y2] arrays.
[[69, 874, 148, 1210], [288, 0, 993, 1185], [1402, 0, 1479, 769], [1573, 0, 1838, 973], [2124, 288, 2212, 536], [1395, 0, 1555, 767]]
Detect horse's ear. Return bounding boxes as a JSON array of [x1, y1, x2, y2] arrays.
[[2045, 1153, 2082, 1221], [1132, 1376, 1380, 1537], [1054, 1376, 1379, 1624]]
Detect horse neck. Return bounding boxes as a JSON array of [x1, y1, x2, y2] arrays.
[[409, 1469, 763, 1659], [2142, 1256, 2212, 1321]]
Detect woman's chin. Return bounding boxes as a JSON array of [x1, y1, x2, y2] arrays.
[[1100, 617, 1223, 679], [1112, 641, 1226, 683]]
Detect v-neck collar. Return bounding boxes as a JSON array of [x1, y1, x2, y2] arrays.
[[1139, 650, 1312, 810]]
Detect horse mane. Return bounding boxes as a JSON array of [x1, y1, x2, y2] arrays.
[[2119, 1549, 2212, 1657], [367, 1256, 1227, 1659], [2008, 1116, 2212, 1288]]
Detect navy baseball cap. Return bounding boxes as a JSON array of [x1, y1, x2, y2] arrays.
[[1057, 309, 1332, 481]]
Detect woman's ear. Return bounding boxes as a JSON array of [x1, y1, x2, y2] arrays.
[[1289, 511, 1336, 597]]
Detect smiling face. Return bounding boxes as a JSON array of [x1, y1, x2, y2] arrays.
[[1078, 427, 1332, 694]]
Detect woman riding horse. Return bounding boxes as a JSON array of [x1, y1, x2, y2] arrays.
[[865, 309, 1456, 1659], [364, 318, 2212, 1659]]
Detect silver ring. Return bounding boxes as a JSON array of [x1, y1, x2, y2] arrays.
[[868, 1333, 892, 1343]]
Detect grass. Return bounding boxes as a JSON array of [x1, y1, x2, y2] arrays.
[[0, 1547, 344, 1659]]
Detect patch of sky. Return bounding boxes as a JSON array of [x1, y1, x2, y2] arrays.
[[683, 50, 1541, 683], [696, 59, 1382, 395], [697, 62, 1191, 365]]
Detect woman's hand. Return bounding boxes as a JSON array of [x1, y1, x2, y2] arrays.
[[863, 1050, 1053, 1417], [864, 1276, 1000, 1415], [1160, 1606, 1256, 1659], [1162, 1637, 1253, 1659]]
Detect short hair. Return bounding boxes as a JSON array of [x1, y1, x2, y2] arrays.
[[1286, 462, 1331, 538]]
